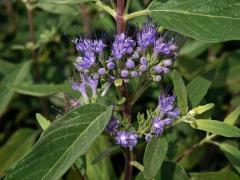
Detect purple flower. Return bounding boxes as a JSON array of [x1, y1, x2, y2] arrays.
[[126, 59, 135, 69], [98, 68, 106, 76], [158, 93, 179, 118], [137, 21, 158, 50], [139, 64, 148, 72], [152, 118, 164, 136], [140, 57, 148, 65], [130, 71, 139, 77], [107, 62, 115, 70], [75, 38, 106, 54], [162, 118, 173, 126], [145, 133, 152, 142], [112, 33, 135, 60], [153, 38, 178, 57], [76, 52, 96, 71], [106, 117, 120, 134], [86, 76, 98, 97], [121, 70, 129, 78], [153, 65, 163, 74], [115, 131, 138, 150], [163, 59, 172, 66]]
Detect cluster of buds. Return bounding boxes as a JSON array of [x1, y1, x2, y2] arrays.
[[70, 21, 179, 101]]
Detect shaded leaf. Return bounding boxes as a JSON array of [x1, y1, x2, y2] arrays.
[[190, 171, 239, 180], [12, 83, 73, 97], [0, 61, 31, 117], [5, 104, 113, 180], [172, 70, 188, 115], [187, 75, 212, 108], [92, 146, 120, 164], [86, 136, 116, 180], [158, 161, 189, 180], [180, 41, 211, 58], [218, 143, 240, 174], [0, 129, 37, 178]]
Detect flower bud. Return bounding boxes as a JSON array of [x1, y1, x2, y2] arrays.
[[126, 59, 135, 69], [98, 68, 106, 76], [163, 59, 172, 66], [121, 70, 129, 78]]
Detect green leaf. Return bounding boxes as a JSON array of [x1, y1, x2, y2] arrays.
[[5, 104, 113, 180], [148, 0, 240, 42], [38, 0, 95, 4], [192, 119, 240, 137], [0, 61, 31, 117], [143, 137, 168, 179], [158, 161, 189, 180], [180, 41, 211, 58], [35, 3, 80, 15], [36, 113, 51, 130], [218, 143, 240, 174], [224, 106, 240, 125], [135, 172, 145, 180], [172, 70, 188, 115], [0, 59, 14, 75], [187, 75, 212, 108], [12, 83, 73, 97], [86, 136, 116, 180], [190, 171, 239, 180], [91, 146, 120, 164], [0, 129, 37, 178]]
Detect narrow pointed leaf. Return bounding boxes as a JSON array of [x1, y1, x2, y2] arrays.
[[224, 106, 240, 125], [173, 70, 188, 115], [218, 143, 240, 174], [0, 61, 31, 117], [192, 119, 240, 137], [143, 137, 168, 179], [5, 104, 113, 180]]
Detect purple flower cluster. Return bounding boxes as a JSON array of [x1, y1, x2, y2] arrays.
[[71, 21, 179, 100], [145, 92, 179, 141], [106, 117, 138, 150]]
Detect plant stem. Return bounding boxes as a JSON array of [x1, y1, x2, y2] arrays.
[[125, 10, 149, 21], [124, 150, 133, 180], [116, 0, 126, 34]]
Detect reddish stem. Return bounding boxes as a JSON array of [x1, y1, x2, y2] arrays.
[[116, 0, 126, 34]]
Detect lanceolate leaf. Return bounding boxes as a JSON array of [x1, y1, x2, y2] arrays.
[[5, 104, 113, 180], [0, 61, 31, 117], [187, 75, 212, 108], [143, 137, 168, 179], [218, 143, 240, 174], [192, 119, 240, 137], [12, 83, 74, 97], [148, 0, 240, 42], [172, 70, 188, 115]]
